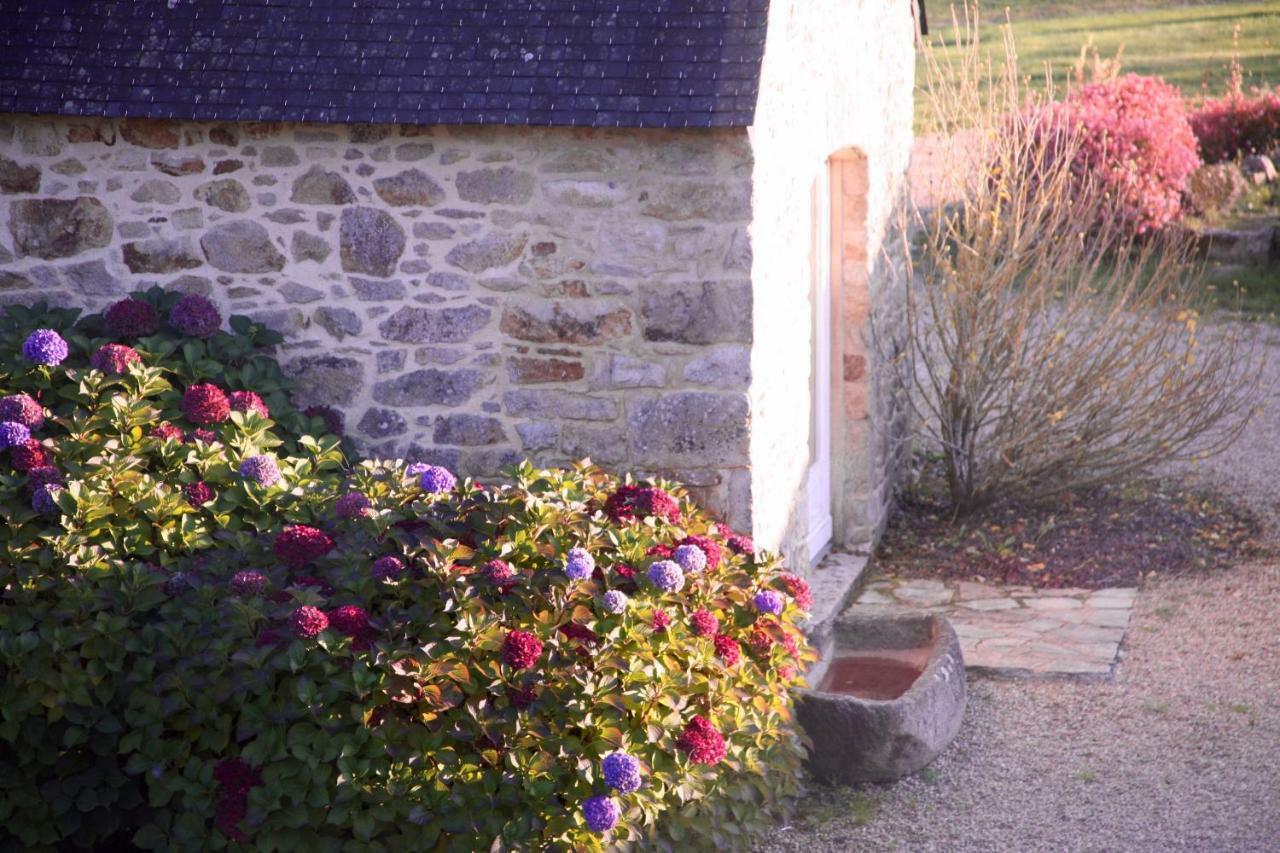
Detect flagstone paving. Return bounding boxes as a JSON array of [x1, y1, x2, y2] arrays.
[[847, 578, 1137, 680]]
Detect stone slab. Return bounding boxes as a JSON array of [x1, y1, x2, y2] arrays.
[[843, 575, 1138, 681]]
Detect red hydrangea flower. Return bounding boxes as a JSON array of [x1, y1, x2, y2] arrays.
[[328, 604, 369, 636], [713, 634, 740, 666], [747, 622, 776, 656], [604, 484, 682, 524], [303, 405, 344, 436], [334, 491, 370, 519], [11, 439, 53, 472], [779, 573, 813, 611], [214, 758, 262, 795], [646, 544, 673, 559], [501, 630, 543, 669], [228, 390, 270, 418], [274, 524, 335, 567], [678, 535, 722, 571], [726, 533, 755, 556], [509, 684, 538, 709], [557, 621, 600, 646], [103, 297, 160, 338], [151, 422, 184, 442], [651, 608, 671, 631], [782, 630, 800, 658], [89, 343, 141, 374], [481, 558, 517, 590], [677, 715, 727, 766], [289, 605, 329, 639], [690, 609, 719, 638], [183, 480, 215, 507], [181, 384, 231, 425], [778, 664, 797, 681], [27, 465, 63, 490], [0, 393, 44, 429]]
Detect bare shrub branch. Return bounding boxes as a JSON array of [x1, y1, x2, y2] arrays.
[[899, 7, 1261, 513]]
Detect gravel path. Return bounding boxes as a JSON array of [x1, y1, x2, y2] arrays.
[[760, 323, 1280, 852]]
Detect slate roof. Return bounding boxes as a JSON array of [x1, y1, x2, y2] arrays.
[[0, 0, 770, 128]]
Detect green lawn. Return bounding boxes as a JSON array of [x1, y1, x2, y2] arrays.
[[920, 1, 1280, 128]]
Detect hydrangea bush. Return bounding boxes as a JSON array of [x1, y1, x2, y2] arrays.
[[0, 294, 814, 850], [1188, 86, 1280, 164], [1040, 74, 1201, 233]]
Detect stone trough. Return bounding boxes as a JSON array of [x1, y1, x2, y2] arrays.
[[796, 612, 965, 784]]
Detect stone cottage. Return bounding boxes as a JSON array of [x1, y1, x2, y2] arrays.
[[0, 1, 915, 567]]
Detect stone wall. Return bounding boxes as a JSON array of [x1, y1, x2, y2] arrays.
[[0, 116, 757, 530], [747, 0, 915, 561]]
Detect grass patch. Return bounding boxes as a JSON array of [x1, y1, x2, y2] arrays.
[[790, 787, 880, 831], [1205, 264, 1280, 320], [919, 1, 1280, 130]]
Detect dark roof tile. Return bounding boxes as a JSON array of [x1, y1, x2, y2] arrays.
[[0, 0, 768, 127]]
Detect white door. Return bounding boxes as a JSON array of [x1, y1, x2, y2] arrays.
[[805, 163, 833, 563]]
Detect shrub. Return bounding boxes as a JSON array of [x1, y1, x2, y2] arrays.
[[1041, 73, 1201, 233], [903, 15, 1258, 512], [1189, 87, 1280, 164], [0, 296, 812, 849]]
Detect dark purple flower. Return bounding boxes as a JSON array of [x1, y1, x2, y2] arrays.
[[183, 480, 215, 507], [22, 329, 69, 366], [26, 465, 63, 490], [0, 394, 44, 429], [104, 298, 161, 338], [32, 482, 63, 514], [229, 570, 267, 597], [328, 604, 369, 636], [334, 491, 370, 518], [168, 294, 221, 338], [371, 555, 405, 581]]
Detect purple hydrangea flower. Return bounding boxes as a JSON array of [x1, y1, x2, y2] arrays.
[[0, 421, 31, 450], [601, 589, 629, 614], [405, 462, 431, 477], [754, 590, 785, 615], [371, 555, 405, 581], [564, 547, 595, 581], [167, 294, 221, 338], [229, 570, 267, 597], [32, 482, 63, 514], [238, 454, 282, 487], [581, 795, 620, 833], [0, 394, 44, 429], [673, 543, 708, 574], [601, 751, 642, 793], [22, 329, 69, 366], [334, 491, 371, 519], [646, 560, 685, 593], [418, 465, 456, 494]]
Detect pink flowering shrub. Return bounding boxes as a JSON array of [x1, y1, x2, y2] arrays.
[[0, 295, 813, 850], [1189, 86, 1280, 164], [1039, 74, 1201, 233]]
